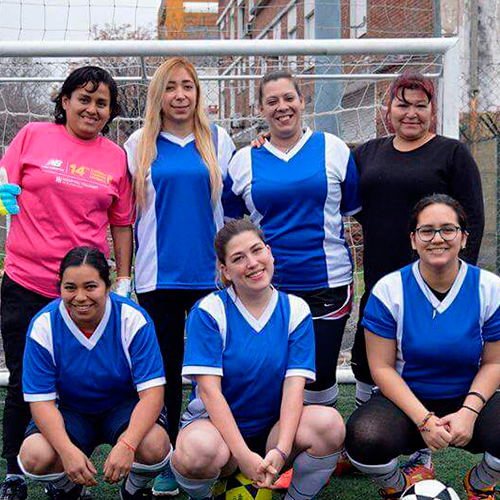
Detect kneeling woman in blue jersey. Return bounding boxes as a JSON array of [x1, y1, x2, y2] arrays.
[[17, 247, 171, 500], [345, 194, 500, 500], [170, 219, 345, 499]]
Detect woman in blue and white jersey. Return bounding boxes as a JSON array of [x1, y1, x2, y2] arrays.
[[345, 195, 500, 500], [227, 70, 362, 409], [17, 246, 170, 500], [124, 57, 236, 448], [169, 219, 345, 499]]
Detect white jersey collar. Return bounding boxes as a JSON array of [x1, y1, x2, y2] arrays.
[[159, 131, 195, 147], [227, 286, 279, 332], [412, 259, 468, 317], [59, 296, 112, 349], [262, 127, 313, 162]]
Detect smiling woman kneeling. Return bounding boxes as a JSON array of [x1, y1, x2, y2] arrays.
[[345, 194, 500, 500], [170, 219, 345, 500], [17, 247, 171, 500]]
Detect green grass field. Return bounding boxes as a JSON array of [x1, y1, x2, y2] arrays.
[[1, 386, 480, 500]]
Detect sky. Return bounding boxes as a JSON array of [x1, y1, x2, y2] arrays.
[[0, 0, 161, 40]]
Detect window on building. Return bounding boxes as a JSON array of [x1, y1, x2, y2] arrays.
[[273, 22, 281, 40], [230, 9, 235, 39], [350, 0, 367, 38], [304, 0, 314, 39], [237, 0, 245, 38], [287, 4, 297, 70], [220, 20, 226, 39]]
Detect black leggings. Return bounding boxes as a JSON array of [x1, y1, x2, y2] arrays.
[[345, 392, 500, 465], [137, 288, 212, 444], [284, 286, 350, 394]]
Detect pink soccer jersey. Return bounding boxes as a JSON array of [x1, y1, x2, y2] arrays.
[[0, 122, 135, 297]]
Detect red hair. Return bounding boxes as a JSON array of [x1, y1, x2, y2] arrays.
[[385, 71, 436, 131]]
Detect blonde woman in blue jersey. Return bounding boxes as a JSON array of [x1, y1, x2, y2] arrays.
[[169, 219, 345, 500], [228, 70, 361, 411], [345, 195, 500, 500], [125, 57, 236, 496], [17, 247, 171, 500]]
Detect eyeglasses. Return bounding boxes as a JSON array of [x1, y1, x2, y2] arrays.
[[415, 225, 462, 242]]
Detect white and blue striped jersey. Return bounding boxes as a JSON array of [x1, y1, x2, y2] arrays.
[[182, 287, 316, 436], [362, 261, 500, 400], [226, 128, 362, 290], [23, 293, 165, 414], [125, 125, 236, 293]]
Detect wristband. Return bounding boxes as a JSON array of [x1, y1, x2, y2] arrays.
[[417, 412, 435, 432], [467, 391, 486, 405], [273, 446, 288, 462], [120, 438, 136, 453], [462, 405, 480, 415]]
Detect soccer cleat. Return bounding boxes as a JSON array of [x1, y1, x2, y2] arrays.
[[120, 480, 153, 500], [45, 483, 83, 500], [0, 477, 27, 500], [272, 468, 293, 490], [152, 464, 180, 497], [464, 468, 497, 500], [401, 450, 436, 483]]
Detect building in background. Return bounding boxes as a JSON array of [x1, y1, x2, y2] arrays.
[[158, 0, 219, 39]]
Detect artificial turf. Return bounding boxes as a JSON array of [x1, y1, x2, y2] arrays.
[[2, 385, 479, 499]]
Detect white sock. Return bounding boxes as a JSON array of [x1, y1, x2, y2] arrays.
[[355, 381, 374, 408], [170, 458, 217, 499], [284, 450, 341, 500], [470, 453, 500, 490], [5, 474, 24, 482], [407, 448, 432, 468], [304, 384, 339, 407], [348, 455, 405, 492], [125, 449, 171, 495]]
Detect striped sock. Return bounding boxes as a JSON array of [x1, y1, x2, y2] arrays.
[[470, 453, 500, 490]]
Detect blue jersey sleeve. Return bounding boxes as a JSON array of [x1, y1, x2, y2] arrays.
[[23, 313, 57, 402], [362, 292, 398, 339], [128, 320, 166, 392], [340, 152, 362, 216], [183, 296, 225, 379], [479, 271, 500, 342], [286, 295, 316, 382]]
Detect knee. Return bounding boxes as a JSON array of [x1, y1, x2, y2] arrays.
[[345, 415, 387, 464], [175, 432, 228, 476], [136, 426, 171, 464], [19, 439, 58, 475], [313, 407, 345, 445]]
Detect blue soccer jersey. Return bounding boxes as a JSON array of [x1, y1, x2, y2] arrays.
[[23, 293, 166, 413], [182, 288, 316, 436], [125, 125, 236, 293], [227, 128, 362, 290], [362, 262, 500, 400]]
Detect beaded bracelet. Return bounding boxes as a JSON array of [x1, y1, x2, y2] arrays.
[[273, 446, 288, 462], [462, 405, 480, 415], [467, 391, 486, 405], [417, 412, 435, 432], [120, 438, 136, 453]]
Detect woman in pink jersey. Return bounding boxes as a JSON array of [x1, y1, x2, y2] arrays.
[[0, 66, 134, 500]]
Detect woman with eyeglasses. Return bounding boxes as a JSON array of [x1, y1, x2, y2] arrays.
[[347, 71, 485, 480], [344, 194, 500, 500]]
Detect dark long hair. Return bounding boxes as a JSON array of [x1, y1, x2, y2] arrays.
[[59, 246, 111, 288]]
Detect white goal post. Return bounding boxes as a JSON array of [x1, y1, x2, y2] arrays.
[[0, 37, 461, 384]]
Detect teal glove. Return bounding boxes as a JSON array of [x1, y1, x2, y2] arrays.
[[0, 167, 21, 216]]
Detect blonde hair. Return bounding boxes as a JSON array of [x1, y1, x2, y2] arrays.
[[134, 57, 221, 209]]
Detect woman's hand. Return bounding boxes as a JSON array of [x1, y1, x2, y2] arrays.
[[103, 440, 135, 483], [420, 415, 452, 452], [236, 449, 266, 484], [250, 133, 270, 149], [0, 166, 21, 215], [60, 444, 97, 487], [437, 409, 477, 447], [255, 448, 286, 489]]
